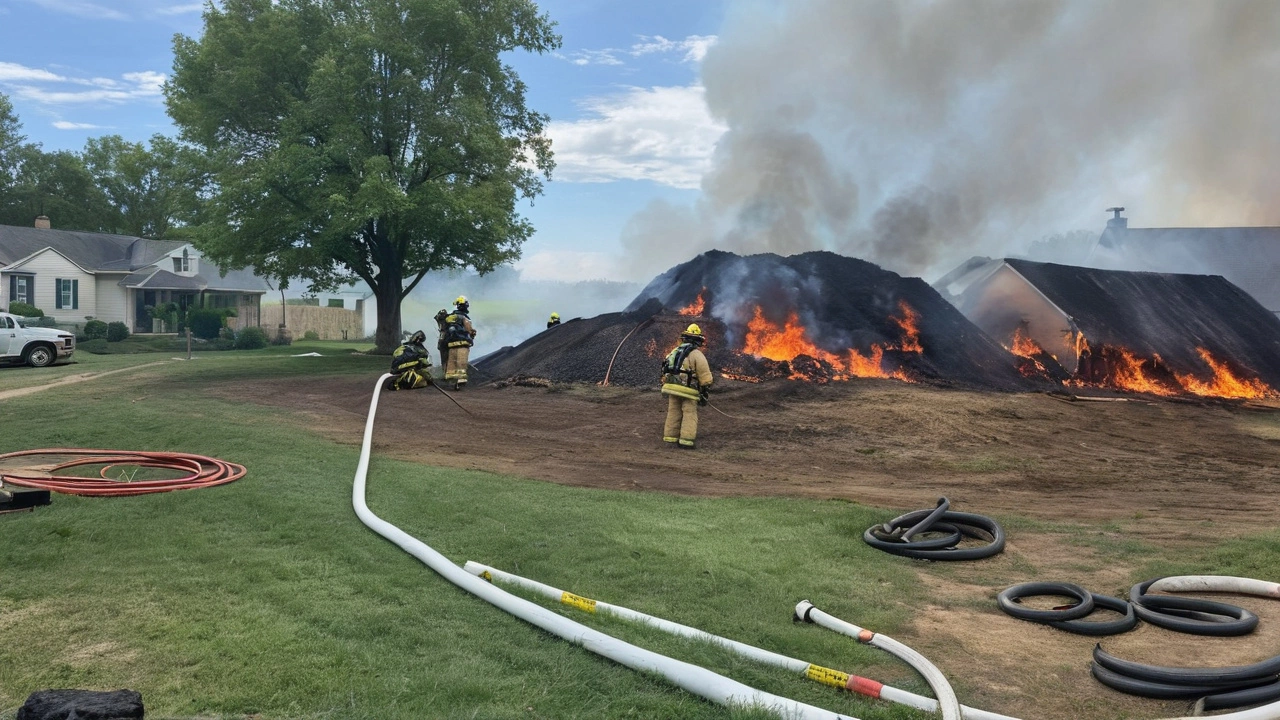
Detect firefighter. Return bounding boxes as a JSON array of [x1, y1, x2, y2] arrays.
[[433, 308, 450, 368], [443, 296, 477, 390], [660, 323, 713, 448], [547, 312, 561, 329], [385, 330, 433, 391]]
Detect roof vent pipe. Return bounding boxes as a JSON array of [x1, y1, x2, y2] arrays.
[[1105, 207, 1127, 230], [34, 215, 50, 229]]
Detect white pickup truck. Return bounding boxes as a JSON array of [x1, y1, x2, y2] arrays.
[[0, 312, 76, 367]]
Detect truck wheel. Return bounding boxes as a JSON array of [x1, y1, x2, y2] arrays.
[[25, 344, 55, 368]]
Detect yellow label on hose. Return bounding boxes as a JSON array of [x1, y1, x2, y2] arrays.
[[480, 571, 492, 582], [805, 664, 850, 688], [561, 592, 597, 613]]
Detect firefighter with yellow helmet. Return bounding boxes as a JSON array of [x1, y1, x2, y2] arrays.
[[661, 323, 714, 448], [443, 296, 477, 390], [547, 312, 561, 329], [385, 330, 433, 391]]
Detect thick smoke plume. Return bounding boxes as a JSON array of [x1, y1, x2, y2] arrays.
[[623, 0, 1280, 280]]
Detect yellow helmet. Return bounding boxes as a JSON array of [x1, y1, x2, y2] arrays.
[[684, 323, 702, 337], [454, 295, 468, 306], [550, 312, 560, 320]]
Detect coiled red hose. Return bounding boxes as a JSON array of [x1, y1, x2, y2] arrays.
[[0, 448, 246, 497]]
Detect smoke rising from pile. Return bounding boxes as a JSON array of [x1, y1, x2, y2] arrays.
[[623, 0, 1280, 280]]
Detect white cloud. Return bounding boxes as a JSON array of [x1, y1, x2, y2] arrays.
[[553, 49, 624, 67], [0, 63, 167, 105], [556, 34, 718, 68], [630, 35, 718, 63], [18, 0, 129, 20], [155, 3, 205, 15], [547, 84, 727, 189], [52, 120, 107, 129], [516, 250, 623, 282], [0, 62, 66, 83]]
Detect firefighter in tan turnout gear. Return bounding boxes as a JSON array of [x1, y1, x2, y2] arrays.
[[443, 296, 477, 390], [661, 324, 714, 448]]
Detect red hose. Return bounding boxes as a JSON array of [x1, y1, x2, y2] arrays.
[[0, 449, 246, 497]]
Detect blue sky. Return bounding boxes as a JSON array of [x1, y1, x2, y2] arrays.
[[0, 0, 727, 281]]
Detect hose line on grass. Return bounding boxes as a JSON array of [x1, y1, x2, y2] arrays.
[[465, 561, 1018, 720], [352, 373, 855, 720], [354, 375, 1280, 720], [0, 448, 246, 497], [795, 601, 963, 720]]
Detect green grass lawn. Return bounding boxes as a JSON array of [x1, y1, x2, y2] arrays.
[[2, 352, 1279, 719]]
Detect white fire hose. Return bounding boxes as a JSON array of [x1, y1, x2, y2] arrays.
[[355, 373, 1280, 720], [353, 373, 854, 720], [794, 601, 962, 720], [465, 561, 1017, 720], [1150, 576, 1280, 599]]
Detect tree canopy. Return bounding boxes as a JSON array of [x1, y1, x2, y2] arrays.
[[82, 134, 205, 239], [166, 0, 560, 352], [0, 93, 198, 235]]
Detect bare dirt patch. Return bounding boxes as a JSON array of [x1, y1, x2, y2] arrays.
[[215, 375, 1280, 719]]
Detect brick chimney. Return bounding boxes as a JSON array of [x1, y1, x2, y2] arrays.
[[34, 215, 51, 229], [1105, 207, 1127, 230]]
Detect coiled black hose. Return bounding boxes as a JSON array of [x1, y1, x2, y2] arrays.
[[1092, 645, 1280, 708], [863, 498, 1005, 561], [1089, 663, 1273, 700], [1094, 644, 1280, 686], [997, 583, 1137, 636], [1130, 578, 1259, 636]]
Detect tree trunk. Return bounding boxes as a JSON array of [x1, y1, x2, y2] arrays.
[[372, 274, 403, 355]]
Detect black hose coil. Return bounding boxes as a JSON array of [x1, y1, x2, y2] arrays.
[[863, 498, 1005, 561], [1093, 644, 1280, 686], [1092, 645, 1280, 709], [1129, 578, 1258, 636], [997, 584, 1137, 635]]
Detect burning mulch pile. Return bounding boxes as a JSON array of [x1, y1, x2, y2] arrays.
[[476, 251, 1042, 391], [957, 259, 1280, 399]]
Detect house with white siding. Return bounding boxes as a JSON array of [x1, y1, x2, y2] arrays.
[[0, 217, 269, 332]]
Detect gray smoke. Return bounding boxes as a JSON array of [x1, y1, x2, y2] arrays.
[[622, 0, 1280, 280]]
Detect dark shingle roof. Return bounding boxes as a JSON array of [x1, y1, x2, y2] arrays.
[[1091, 226, 1280, 312], [126, 269, 205, 291], [1003, 258, 1280, 385], [1, 223, 268, 294], [0, 224, 183, 271], [200, 266, 271, 293]]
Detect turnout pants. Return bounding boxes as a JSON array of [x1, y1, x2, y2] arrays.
[[446, 346, 471, 385], [663, 395, 699, 447]]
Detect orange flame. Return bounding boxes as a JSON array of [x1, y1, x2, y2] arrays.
[[1066, 330, 1090, 361], [1009, 326, 1045, 359], [891, 300, 923, 353], [1006, 326, 1050, 378], [1105, 348, 1177, 396], [679, 289, 707, 316], [740, 306, 913, 382], [1176, 348, 1276, 399]]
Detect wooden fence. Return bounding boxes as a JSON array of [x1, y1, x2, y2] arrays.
[[261, 304, 364, 340]]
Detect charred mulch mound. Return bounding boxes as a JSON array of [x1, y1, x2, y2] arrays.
[[477, 251, 1042, 391], [473, 299, 774, 387]]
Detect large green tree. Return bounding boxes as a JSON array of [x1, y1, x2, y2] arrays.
[[0, 94, 24, 196], [81, 134, 205, 239], [166, 0, 559, 352], [0, 145, 114, 231]]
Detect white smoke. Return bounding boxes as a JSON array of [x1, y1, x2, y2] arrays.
[[620, 0, 1280, 280]]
